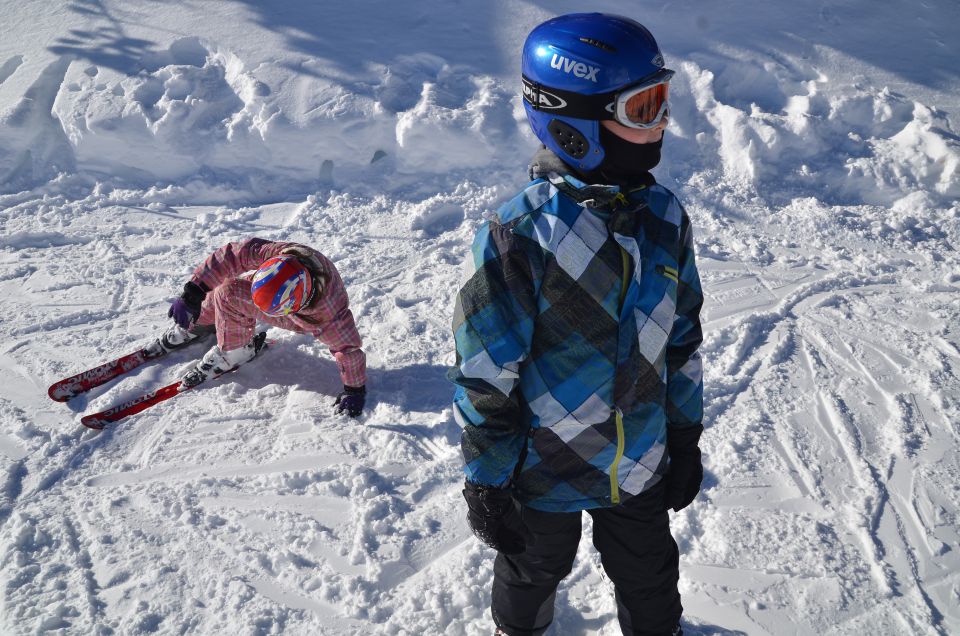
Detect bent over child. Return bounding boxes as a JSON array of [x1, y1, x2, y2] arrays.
[[155, 237, 367, 417]]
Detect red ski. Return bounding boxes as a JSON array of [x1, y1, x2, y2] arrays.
[[80, 335, 271, 429], [48, 348, 160, 402], [80, 381, 186, 429]]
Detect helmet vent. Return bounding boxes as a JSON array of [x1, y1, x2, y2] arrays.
[[579, 37, 615, 53], [548, 120, 589, 159]]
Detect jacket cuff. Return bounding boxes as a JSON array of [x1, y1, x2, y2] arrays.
[[188, 279, 211, 294]]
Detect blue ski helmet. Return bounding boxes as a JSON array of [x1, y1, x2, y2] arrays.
[[522, 13, 670, 171]]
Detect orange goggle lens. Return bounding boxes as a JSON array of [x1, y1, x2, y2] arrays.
[[622, 82, 669, 126]]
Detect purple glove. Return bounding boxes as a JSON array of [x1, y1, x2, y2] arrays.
[[334, 385, 366, 417], [168, 281, 208, 329]]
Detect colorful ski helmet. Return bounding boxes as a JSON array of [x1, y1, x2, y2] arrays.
[[521, 13, 673, 171], [251, 255, 314, 316]]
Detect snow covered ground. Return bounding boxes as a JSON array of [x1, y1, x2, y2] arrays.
[[1, 0, 958, 634]]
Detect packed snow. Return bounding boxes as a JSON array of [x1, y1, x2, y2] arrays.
[[1, 0, 958, 634]]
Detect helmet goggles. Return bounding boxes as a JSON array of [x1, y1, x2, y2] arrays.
[[522, 67, 675, 129], [613, 69, 674, 129]]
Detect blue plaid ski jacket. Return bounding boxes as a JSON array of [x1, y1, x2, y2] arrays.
[[450, 167, 704, 513]]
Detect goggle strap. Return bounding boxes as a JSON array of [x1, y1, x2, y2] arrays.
[[522, 75, 617, 120]]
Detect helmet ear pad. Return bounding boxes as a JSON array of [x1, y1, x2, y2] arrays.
[[525, 104, 605, 171], [548, 120, 589, 159]]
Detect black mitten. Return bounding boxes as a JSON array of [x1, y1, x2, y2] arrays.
[[664, 425, 704, 512], [462, 481, 532, 555]]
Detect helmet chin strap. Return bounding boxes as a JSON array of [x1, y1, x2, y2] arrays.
[[295, 266, 324, 313]]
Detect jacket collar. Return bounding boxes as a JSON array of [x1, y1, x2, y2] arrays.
[[528, 146, 656, 194]]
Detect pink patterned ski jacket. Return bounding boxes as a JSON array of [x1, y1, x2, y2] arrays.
[[191, 238, 366, 388]]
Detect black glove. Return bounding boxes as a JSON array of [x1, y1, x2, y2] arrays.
[[168, 281, 208, 328], [664, 425, 704, 512], [462, 481, 531, 555], [334, 385, 366, 417]]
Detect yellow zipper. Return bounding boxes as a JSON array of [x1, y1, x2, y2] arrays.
[[609, 408, 625, 503], [619, 249, 630, 306], [610, 245, 631, 504]]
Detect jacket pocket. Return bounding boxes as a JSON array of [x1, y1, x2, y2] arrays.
[[655, 264, 679, 283], [511, 426, 536, 483]]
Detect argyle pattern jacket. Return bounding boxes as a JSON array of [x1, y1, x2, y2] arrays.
[[450, 173, 703, 512]]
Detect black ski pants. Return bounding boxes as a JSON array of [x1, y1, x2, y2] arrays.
[[491, 481, 681, 636]]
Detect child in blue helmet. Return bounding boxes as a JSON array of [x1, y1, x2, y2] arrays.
[[450, 12, 704, 636]]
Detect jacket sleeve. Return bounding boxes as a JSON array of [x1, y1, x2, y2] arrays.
[[450, 220, 541, 487], [313, 291, 366, 388], [190, 238, 283, 290], [665, 208, 704, 444]]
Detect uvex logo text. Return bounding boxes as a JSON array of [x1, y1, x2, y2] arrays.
[[550, 54, 599, 82]]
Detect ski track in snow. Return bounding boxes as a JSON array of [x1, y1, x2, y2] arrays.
[[1, 0, 959, 634]]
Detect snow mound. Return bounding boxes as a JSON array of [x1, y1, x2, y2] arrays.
[[672, 57, 959, 206], [1, 39, 525, 199]]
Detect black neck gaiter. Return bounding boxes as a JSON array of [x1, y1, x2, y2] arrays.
[[585, 126, 662, 188]]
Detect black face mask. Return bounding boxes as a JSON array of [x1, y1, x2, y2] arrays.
[[590, 125, 663, 186]]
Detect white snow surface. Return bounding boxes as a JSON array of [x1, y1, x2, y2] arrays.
[[1, 0, 959, 634]]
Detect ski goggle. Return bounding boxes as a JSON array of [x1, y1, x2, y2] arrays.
[[521, 67, 675, 128], [611, 69, 674, 129]]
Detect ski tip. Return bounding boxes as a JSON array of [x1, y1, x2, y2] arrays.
[[80, 415, 107, 430], [48, 384, 73, 402]]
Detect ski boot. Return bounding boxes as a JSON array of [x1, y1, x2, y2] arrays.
[[145, 323, 213, 358], [180, 332, 267, 388]]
